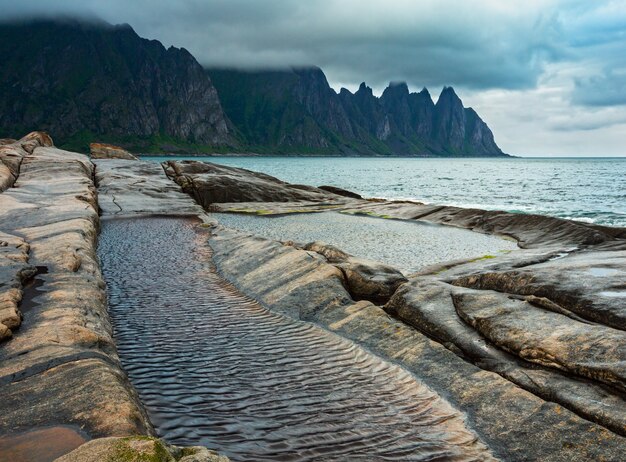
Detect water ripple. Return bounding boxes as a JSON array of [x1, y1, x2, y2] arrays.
[[98, 217, 492, 461]]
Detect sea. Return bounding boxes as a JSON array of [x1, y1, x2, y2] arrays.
[[141, 156, 626, 227]]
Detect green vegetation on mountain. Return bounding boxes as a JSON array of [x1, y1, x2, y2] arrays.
[[0, 19, 506, 156]]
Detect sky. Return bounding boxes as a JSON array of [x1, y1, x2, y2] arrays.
[[2, 1, 626, 156]]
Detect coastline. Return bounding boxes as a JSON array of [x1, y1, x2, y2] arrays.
[[1, 134, 625, 460]]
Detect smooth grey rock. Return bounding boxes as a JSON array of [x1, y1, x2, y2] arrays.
[[94, 159, 206, 217]]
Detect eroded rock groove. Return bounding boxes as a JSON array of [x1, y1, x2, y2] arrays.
[[98, 216, 494, 462]]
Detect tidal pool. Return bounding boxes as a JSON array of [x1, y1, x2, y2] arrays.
[[98, 217, 491, 461], [214, 211, 519, 273]]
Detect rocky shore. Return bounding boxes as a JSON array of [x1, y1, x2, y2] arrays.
[[1, 134, 625, 461], [165, 159, 626, 459]]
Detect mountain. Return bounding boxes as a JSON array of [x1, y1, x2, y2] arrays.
[[0, 19, 234, 152], [208, 68, 507, 156], [0, 19, 506, 156]]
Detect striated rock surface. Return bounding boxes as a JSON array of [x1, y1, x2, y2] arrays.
[[0, 231, 35, 341], [301, 241, 407, 304], [454, 291, 626, 391], [208, 226, 626, 461], [0, 141, 151, 438], [452, 248, 626, 329], [95, 159, 206, 217], [0, 131, 53, 192], [90, 143, 138, 160], [385, 277, 626, 436], [163, 160, 359, 208], [342, 200, 626, 249], [1, 135, 229, 461]]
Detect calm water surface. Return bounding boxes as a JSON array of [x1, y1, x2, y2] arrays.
[[215, 212, 518, 273], [143, 156, 626, 227]]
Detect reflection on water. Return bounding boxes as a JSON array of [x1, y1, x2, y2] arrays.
[[98, 217, 492, 461]]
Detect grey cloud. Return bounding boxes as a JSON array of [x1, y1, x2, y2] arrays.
[[0, 0, 570, 92], [2, 0, 626, 155], [573, 70, 626, 107]]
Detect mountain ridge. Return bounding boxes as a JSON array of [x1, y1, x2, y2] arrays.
[[208, 67, 507, 156], [0, 18, 235, 152], [0, 19, 507, 156]]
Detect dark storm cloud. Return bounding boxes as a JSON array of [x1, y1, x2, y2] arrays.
[[2, 0, 626, 155], [0, 0, 570, 91], [573, 71, 626, 107]]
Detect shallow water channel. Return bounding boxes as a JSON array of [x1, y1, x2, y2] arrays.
[[99, 217, 490, 461]]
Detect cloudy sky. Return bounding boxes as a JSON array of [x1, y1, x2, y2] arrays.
[[2, 0, 626, 156]]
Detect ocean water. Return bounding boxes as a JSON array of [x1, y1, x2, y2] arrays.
[[142, 156, 626, 227]]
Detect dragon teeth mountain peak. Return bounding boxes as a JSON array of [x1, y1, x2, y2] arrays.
[[0, 19, 506, 156]]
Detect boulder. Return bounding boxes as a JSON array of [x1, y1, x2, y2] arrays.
[[454, 290, 626, 392], [452, 248, 626, 330], [318, 185, 363, 199], [0, 231, 35, 341], [385, 277, 626, 435], [53, 436, 229, 462], [303, 241, 407, 304], [163, 160, 349, 207], [90, 143, 138, 160], [0, 131, 53, 192]]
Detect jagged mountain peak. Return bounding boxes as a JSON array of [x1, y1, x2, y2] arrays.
[[437, 86, 462, 105], [383, 81, 410, 97], [0, 18, 234, 151], [356, 82, 374, 97], [208, 66, 505, 156], [0, 18, 505, 156]]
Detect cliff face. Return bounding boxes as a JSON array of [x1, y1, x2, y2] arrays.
[[209, 69, 507, 156], [0, 19, 505, 156], [0, 20, 234, 151]]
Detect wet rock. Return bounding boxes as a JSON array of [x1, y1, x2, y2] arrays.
[[163, 160, 354, 207], [303, 241, 407, 304], [89, 142, 138, 160], [53, 436, 229, 462], [209, 227, 626, 461], [94, 159, 206, 217]]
